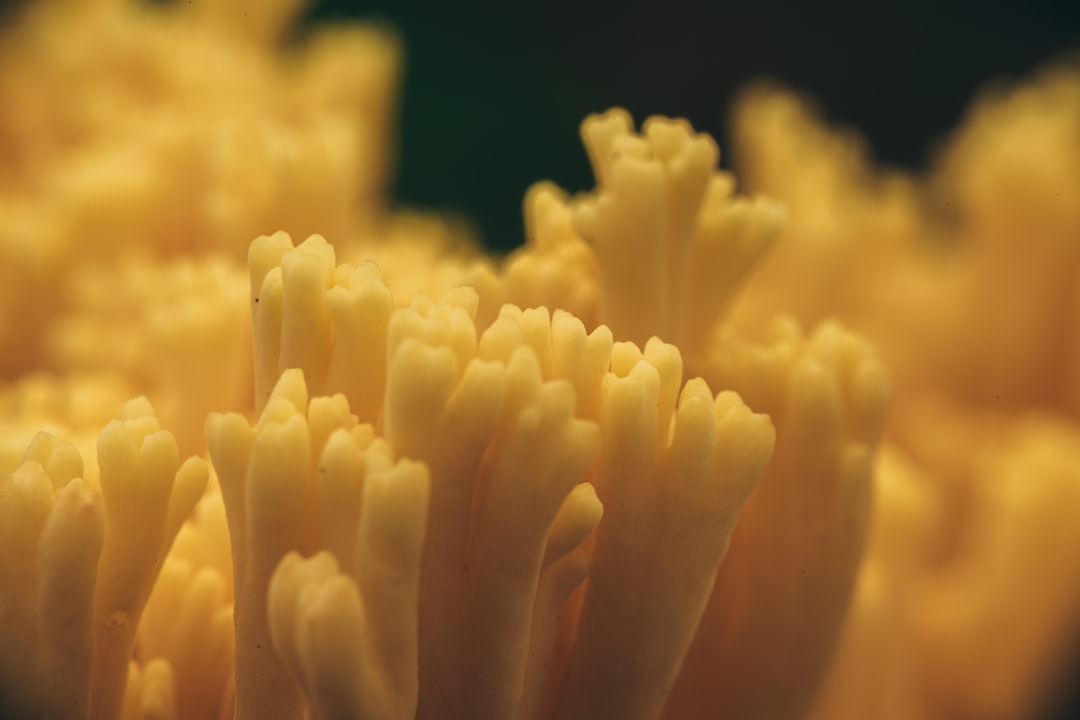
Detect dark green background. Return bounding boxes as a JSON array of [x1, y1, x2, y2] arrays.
[[304, 0, 1080, 253]]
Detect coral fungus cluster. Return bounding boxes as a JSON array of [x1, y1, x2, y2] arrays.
[[1, 1, 1079, 719]]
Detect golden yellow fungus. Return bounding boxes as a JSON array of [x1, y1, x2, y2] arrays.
[[1, 1, 1078, 719]]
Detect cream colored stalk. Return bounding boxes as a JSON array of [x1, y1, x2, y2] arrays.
[[90, 398, 209, 720], [249, 232, 392, 421], [207, 370, 328, 720], [554, 339, 775, 720], [208, 365, 427, 720], [473, 305, 612, 720], [0, 434, 99, 720], [0, 400, 206, 720], [381, 296, 601, 720], [266, 447, 429, 719]]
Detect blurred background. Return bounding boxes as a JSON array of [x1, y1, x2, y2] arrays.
[[307, 0, 1080, 254]]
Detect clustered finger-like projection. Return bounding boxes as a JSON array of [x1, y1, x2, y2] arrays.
[[6, 2, 1080, 719], [225, 225, 785, 720], [172, 99, 888, 720], [0, 103, 889, 720], [498, 109, 786, 366]]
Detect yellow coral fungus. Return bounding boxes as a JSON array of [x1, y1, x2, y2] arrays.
[[1, 1, 1079, 719]]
